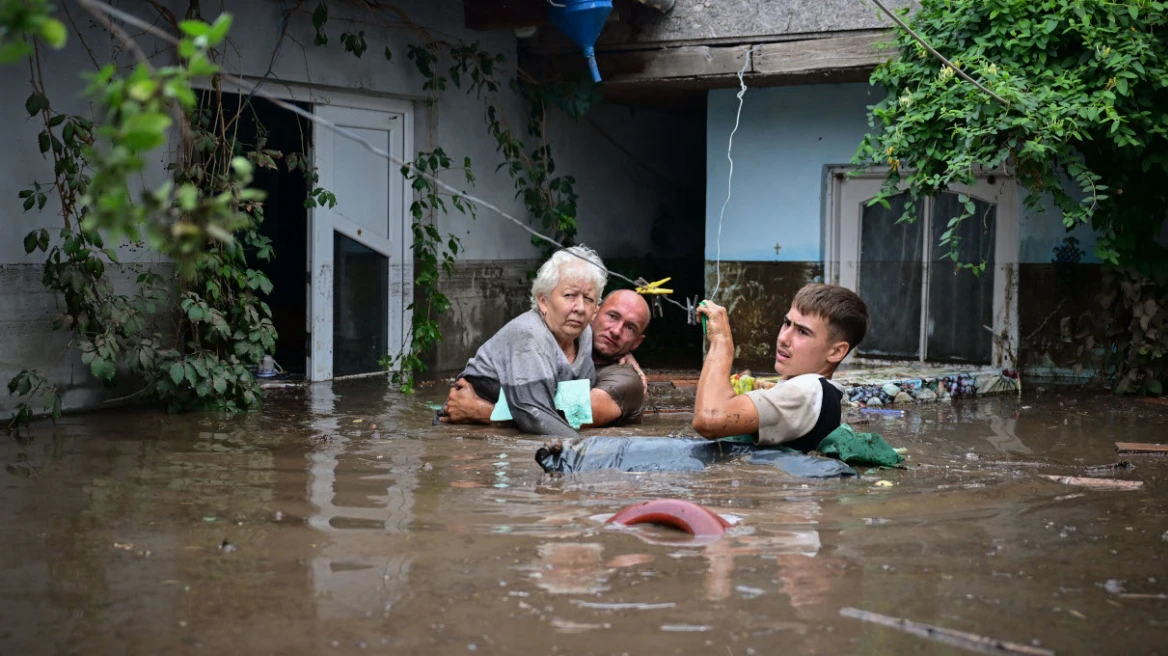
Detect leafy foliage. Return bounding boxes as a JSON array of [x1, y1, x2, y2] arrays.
[[381, 148, 474, 392], [855, 0, 1168, 269], [6, 10, 294, 427], [0, 0, 66, 63], [315, 24, 599, 389], [855, 0, 1168, 393]]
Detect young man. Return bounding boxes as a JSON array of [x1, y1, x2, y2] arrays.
[[441, 289, 651, 427], [692, 284, 868, 451]]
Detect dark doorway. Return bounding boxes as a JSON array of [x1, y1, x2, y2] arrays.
[[202, 90, 312, 375]]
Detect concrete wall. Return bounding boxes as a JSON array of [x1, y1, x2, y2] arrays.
[[1, 0, 703, 415], [0, 15, 174, 416], [704, 81, 1107, 370]]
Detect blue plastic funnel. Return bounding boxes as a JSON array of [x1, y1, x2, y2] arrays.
[[546, 0, 612, 82]]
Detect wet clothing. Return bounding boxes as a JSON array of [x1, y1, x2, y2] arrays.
[[744, 374, 844, 452], [818, 423, 904, 468], [592, 356, 645, 425], [460, 309, 594, 437]]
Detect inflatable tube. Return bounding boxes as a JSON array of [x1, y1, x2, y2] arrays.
[[606, 499, 731, 537]]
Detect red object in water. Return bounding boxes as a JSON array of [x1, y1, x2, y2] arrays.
[[607, 499, 731, 537]]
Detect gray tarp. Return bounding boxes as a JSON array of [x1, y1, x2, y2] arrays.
[[535, 436, 858, 478]]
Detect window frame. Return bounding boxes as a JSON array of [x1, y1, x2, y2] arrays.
[[823, 166, 1020, 368]]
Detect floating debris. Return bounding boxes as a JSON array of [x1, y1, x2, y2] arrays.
[[571, 601, 675, 611], [1114, 442, 1168, 455], [1083, 461, 1135, 474], [840, 607, 1054, 656], [1043, 475, 1143, 491]]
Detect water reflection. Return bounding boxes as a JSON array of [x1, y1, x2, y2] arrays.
[[1, 391, 1165, 655], [304, 383, 422, 619], [528, 542, 609, 594]]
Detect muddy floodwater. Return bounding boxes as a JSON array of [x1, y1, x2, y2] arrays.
[[2, 382, 1167, 655]]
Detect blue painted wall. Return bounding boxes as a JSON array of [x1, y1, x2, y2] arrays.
[[705, 83, 879, 262], [705, 82, 1103, 264]]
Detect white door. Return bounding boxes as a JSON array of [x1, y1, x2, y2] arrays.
[[309, 103, 413, 381], [826, 169, 1019, 367]]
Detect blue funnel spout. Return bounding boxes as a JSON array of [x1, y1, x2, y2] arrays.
[[547, 0, 612, 83]]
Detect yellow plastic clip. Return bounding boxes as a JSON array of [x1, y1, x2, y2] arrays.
[[635, 277, 673, 295]]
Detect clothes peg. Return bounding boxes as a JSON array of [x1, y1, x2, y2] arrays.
[[634, 277, 674, 296]]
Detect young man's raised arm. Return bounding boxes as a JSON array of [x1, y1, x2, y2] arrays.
[[692, 301, 759, 438]]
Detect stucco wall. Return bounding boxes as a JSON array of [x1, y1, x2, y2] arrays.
[[0, 0, 702, 416]]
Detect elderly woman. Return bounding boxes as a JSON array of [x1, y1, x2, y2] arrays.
[[448, 245, 606, 436]]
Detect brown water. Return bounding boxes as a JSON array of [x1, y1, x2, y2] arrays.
[[2, 382, 1167, 655]]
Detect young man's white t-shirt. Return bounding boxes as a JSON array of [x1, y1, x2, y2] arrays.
[[744, 373, 845, 450]]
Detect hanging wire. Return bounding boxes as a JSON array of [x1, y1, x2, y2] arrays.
[[78, 0, 693, 313], [711, 44, 757, 301]]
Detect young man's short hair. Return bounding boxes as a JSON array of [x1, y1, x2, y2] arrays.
[[792, 284, 869, 351]]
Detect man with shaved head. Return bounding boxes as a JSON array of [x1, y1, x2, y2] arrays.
[[441, 289, 651, 427]]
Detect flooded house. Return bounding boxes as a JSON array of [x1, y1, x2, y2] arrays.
[[3, 3, 1167, 655], [0, 0, 704, 417], [520, 0, 1105, 401], [2, 0, 1119, 419]]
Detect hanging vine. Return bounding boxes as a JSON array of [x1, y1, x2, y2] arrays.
[[312, 6, 599, 390], [4, 0, 602, 425], [5, 5, 326, 426]]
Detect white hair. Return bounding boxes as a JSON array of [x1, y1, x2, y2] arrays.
[[530, 245, 607, 311]]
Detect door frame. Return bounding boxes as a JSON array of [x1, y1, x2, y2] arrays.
[[310, 100, 414, 382], [190, 79, 416, 381], [823, 166, 1020, 368]]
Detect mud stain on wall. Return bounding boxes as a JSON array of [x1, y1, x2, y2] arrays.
[[705, 260, 822, 371], [426, 259, 541, 374], [1017, 262, 1105, 377]]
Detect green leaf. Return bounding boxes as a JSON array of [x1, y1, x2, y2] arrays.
[[179, 20, 210, 38], [121, 112, 172, 151], [23, 232, 37, 254], [212, 376, 227, 394], [25, 92, 48, 117], [206, 14, 233, 46], [40, 18, 68, 48], [312, 3, 328, 30], [90, 358, 116, 381], [0, 41, 32, 64]]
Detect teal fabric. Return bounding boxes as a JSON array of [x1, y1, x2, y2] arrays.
[[817, 423, 905, 468], [491, 379, 593, 429]]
